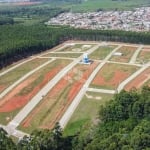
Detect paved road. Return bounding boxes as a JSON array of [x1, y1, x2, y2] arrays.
[[117, 62, 150, 92], [0, 59, 55, 99], [59, 45, 122, 128], [87, 88, 116, 94], [129, 45, 143, 64], [0, 124, 29, 139], [7, 43, 100, 130], [37, 56, 75, 60]]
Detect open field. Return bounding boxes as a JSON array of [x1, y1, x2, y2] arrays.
[[136, 48, 150, 64], [0, 59, 70, 125], [125, 68, 150, 91], [69, 0, 150, 12], [90, 45, 117, 60], [0, 58, 49, 94], [42, 52, 82, 58], [110, 46, 137, 63], [64, 92, 113, 136], [18, 62, 98, 133], [90, 63, 139, 90], [1, 0, 150, 12]]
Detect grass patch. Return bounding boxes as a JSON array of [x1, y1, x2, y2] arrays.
[[0, 58, 49, 94], [144, 79, 150, 87], [0, 59, 70, 126], [136, 49, 150, 64], [10, 135, 19, 144], [43, 53, 82, 58], [17, 59, 71, 96], [110, 46, 137, 63], [64, 92, 113, 136], [18, 63, 97, 133], [70, 0, 150, 12], [90, 45, 116, 60], [90, 83, 114, 90], [90, 63, 139, 90], [0, 108, 21, 125]]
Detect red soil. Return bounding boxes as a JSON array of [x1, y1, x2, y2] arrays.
[[93, 70, 129, 88], [0, 66, 63, 112], [21, 62, 98, 129], [0, 86, 5, 93], [21, 69, 77, 127], [139, 50, 150, 58], [111, 46, 137, 62], [125, 68, 150, 91], [142, 48, 150, 52], [22, 77, 69, 128]]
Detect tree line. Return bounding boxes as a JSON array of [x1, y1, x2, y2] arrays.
[[0, 17, 14, 25], [1, 86, 150, 149], [0, 7, 67, 18], [0, 24, 150, 68]]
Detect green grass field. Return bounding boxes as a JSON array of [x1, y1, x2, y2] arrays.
[[0, 58, 49, 94], [1, 0, 149, 13], [64, 92, 113, 136], [110, 46, 137, 63], [136, 49, 150, 64], [18, 62, 98, 133], [70, 0, 150, 12], [0, 59, 71, 125], [90, 45, 116, 60]]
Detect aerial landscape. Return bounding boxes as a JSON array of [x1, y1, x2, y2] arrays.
[[0, 0, 150, 149]]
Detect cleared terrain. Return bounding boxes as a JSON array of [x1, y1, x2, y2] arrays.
[[0, 41, 149, 138]]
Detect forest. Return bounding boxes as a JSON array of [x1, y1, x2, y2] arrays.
[[0, 24, 150, 68], [1, 86, 150, 150]]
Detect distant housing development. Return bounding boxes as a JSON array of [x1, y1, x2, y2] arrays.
[[47, 7, 150, 32]]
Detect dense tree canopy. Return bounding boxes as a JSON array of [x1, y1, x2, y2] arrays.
[[0, 17, 14, 25], [0, 24, 150, 68], [0, 128, 16, 150]]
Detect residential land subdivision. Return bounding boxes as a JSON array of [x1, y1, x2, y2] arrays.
[[47, 7, 150, 32], [0, 41, 149, 139]]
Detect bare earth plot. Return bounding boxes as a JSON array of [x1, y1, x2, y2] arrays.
[[19, 62, 99, 133], [110, 46, 137, 63], [57, 43, 96, 52], [90, 63, 139, 90], [42, 52, 82, 58], [0, 59, 71, 125], [125, 67, 150, 91], [64, 92, 113, 136], [136, 48, 150, 64], [90, 45, 117, 60], [0, 58, 49, 94]]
